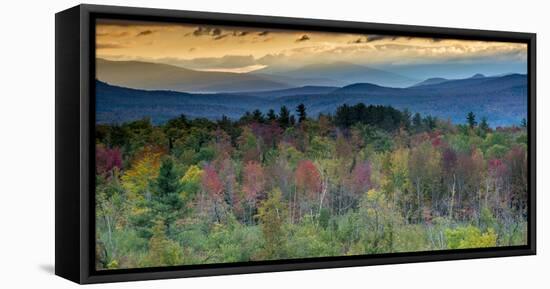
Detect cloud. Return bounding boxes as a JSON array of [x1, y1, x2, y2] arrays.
[[349, 37, 368, 44], [191, 26, 237, 40], [366, 35, 399, 42], [136, 30, 154, 37], [233, 31, 249, 37], [211, 28, 222, 36], [214, 34, 229, 40], [192, 26, 223, 37], [96, 43, 125, 49], [296, 34, 310, 42], [96, 31, 129, 38], [156, 55, 257, 70]]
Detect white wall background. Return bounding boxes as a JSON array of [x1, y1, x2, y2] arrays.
[[0, 0, 546, 287]]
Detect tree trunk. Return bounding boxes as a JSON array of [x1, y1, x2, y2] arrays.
[[449, 174, 456, 220]]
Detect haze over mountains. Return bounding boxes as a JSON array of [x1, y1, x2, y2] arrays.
[[254, 61, 417, 88], [96, 67, 527, 127], [97, 58, 420, 93]]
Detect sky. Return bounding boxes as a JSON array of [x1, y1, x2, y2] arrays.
[[96, 19, 527, 79]]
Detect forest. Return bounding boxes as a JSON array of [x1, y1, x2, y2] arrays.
[[95, 103, 528, 270]]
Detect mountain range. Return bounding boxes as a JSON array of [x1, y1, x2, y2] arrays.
[[96, 73, 527, 127], [97, 59, 420, 92]]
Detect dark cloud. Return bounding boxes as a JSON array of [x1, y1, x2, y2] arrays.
[[192, 26, 230, 39], [366, 35, 418, 42], [96, 31, 129, 37], [296, 34, 310, 42], [211, 28, 222, 36], [349, 37, 368, 44], [96, 43, 125, 49], [192, 27, 207, 36], [366, 35, 399, 42], [258, 31, 270, 36], [188, 47, 196, 52], [136, 30, 154, 37], [193, 26, 221, 37]]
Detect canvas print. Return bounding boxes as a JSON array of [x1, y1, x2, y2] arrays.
[[94, 19, 529, 270]]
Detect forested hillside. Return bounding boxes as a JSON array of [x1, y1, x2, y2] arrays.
[[96, 73, 527, 127], [95, 103, 528, 270]]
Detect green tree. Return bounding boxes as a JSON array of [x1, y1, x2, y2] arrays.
[[445, 225, 497, 249], [278, 106, 290, 129], [296, 103, 307, 123], [467, 111, 477, 129], [252, 109, 265, 123], [257, 188, 287, 259], [412, 112, 423, 132], [164, 114, 188, 151], [142, 220, 183, 267], [401, 108, 412, 131], [151, 157, 184, 231], [479, 116, 489, 136], [267, 109, 277, 122]]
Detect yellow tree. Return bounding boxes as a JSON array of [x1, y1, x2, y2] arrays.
[[142, 220, 183, 267], [121, 146, 164, 202], [180, 165, 203, 202]]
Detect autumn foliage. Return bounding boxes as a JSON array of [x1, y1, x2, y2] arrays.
[[95, 104, 528, 270]]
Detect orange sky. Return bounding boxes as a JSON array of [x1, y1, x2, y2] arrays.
[[96, 19, 527, 73]]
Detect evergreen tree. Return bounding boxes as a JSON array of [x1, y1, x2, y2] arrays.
[[289, 115, 296, 126], [252, 109, 265, 123], [479, 116, 489, 135], [152, 157, 184, 231], [278, 106, 290, 128], [412, 112, 423, 132], [467, 111, 477, 129], [267, 109, 277, 122], [401, 108, 412, 131], [296, 103, 307, 123], [424, 115, 437, 130], [240, 111, 253, 123], [164, 114, 188, 151]]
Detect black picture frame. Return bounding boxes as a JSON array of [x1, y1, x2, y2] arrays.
[[55, 4, 536, 284]]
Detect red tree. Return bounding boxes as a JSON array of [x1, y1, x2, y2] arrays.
[[295, 160, 322, 201], [348, 161, 372, 195], [96, 145, 122, 175], [201, 165, 224, 201], [242, 161, 266, 203]]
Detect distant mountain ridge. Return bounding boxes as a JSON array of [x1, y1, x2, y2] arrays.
[[96, 58, 292, 93], [412, 77, 449, 87], [97, 59, 420, 93], [96, 73, 527, 127], [263, 61, 418, 88]]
